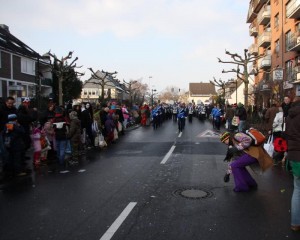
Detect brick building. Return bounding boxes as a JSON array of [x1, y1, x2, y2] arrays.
[[247, 0, 300, 108]]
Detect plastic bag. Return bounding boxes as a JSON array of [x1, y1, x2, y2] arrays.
[[263, 135, 274, 158], [99, 134, 107, 148]]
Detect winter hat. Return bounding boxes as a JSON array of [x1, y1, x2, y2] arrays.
[[55, 106, 63, 114], [22, 97, 30, 103], [69, 111, 78, 120], [220, 132, 230, 143], [8, 114, 17, 121]]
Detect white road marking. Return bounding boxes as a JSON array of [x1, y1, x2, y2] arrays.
[[160, 145, 176, 164], [99, 202, 137, 240], [178, 132, 182, 138]]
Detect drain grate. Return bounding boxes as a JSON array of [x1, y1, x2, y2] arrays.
[[173, 187, 213, 200]]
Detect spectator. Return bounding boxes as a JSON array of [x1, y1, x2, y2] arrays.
[[40, 103, 55, 126], [67, 111, 81, 165], [81, 103, 93, 147], [225, 104, 235, 131], [52, 107, 69, 173], [0, 96, 17, 131], [235, 102, 247, 133], [17, 97, 38, 151], [285, 96, 300, 232], [282, 96, 292, 118], [265, 103, 279, 134], [2, 114, 26, 177]]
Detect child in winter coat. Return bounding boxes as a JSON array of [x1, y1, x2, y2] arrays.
[[32, 122, 42, 168]]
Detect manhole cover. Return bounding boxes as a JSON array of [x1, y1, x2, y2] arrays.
[[173, 187, 213, 200]]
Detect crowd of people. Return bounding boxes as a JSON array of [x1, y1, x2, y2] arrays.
[[0, 97, 145, 177]]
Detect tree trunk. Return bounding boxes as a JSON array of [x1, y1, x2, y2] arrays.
[[58, 76, 63, 106], [101, 83, 105, 102], [244, 67, 249, 108]]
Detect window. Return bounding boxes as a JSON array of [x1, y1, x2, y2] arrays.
[[285, 60, 293, 81], [275, 39, 280, 54], [274, 13, 279, 29], [21, 57, 35, 75], [285, 30, 292, 51]]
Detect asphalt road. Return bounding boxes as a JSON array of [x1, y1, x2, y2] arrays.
[[0, 118, 298, 240]]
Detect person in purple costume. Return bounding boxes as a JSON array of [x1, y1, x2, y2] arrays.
[[220, 132, 273, 192]]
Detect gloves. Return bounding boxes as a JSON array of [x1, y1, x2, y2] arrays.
[[227, 146, 238, 155], [224, 173, 230, 183]]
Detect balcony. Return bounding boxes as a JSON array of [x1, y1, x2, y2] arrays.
[[286, 0, 300, 19], [253, 0, 268, 11], [288, 32, 300, 52], [249, 22, 258, 36], [257, 5, 270, 25], [294, 72, 300, 83], [289, 66, 300, 83], [258, 31, 271, 48], [258, 55, 271, 70], [248, 44, 258, 55]]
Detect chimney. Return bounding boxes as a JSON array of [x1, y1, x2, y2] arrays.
[[0, 24, 9, 32]]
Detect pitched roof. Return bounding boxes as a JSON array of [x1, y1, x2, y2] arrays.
[[189, 82, 216, 95], [0, 24, 40, 59], [83, 70, 125, 91]]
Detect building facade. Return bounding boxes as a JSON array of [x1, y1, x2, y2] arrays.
[[81, 70, 127, 103], [188, 82, 217, 105], [0, 24, 52, 106], [247, 0, 300, 107]]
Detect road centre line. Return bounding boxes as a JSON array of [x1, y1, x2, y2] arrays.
[[99, 202, 137, 240], [160, 145, 176, 164]]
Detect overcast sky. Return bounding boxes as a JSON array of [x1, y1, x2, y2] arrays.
[[0, 0, 252, 92]]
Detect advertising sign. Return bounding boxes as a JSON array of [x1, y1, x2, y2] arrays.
[[273, 69, 283, 81]]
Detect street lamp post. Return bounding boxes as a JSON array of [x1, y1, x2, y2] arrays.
[[151, 89, 157, 107]]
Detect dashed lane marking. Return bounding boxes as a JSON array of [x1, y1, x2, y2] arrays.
[[160, 145, 176, 164], [99, 202, 137, 240]]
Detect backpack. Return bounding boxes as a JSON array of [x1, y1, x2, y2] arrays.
[[273, 137, 287, 153], [246, 128, 266, 146]]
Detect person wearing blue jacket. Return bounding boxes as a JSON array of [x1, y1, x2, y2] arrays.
[[177, 103, 187, 132], [151, 106, 159, 130], [213, 104, 222, 131]]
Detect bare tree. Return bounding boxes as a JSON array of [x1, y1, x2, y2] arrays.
[[88, 68, 118, 102], [48, 51, 83, 105], [218, 49, 262, 108], [209, 77, 226, 98]]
